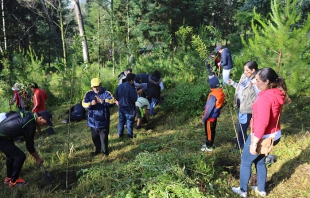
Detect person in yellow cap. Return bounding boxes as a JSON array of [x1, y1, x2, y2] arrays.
[[82, 78, 116, 157]]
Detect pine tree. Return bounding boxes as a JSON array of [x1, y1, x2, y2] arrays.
[[242, 0, 310, 96]]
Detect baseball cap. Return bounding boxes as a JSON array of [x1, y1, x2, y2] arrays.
[[91, 78, 101, 87], [214, 45, 222, 52], [208, 75, 220, 88], [37, 110, 53, 126]]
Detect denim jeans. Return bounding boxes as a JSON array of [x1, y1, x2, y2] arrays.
[[118, 107, 135, 138], [150, 98, 158, 116], [222, 69, 232, 85], [236, 114, 252, 149], [240, 135, 266, 192]]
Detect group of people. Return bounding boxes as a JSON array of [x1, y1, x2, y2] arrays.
[[0, 82, 53, 187], [201, 46, 290, 197], [81, 69, 164, 157]]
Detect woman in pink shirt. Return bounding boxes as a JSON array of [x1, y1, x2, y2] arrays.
[[232, 67, 290, 197]]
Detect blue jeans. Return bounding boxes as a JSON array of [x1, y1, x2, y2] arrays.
[[222, 69, 232, 85], [118, 107, 135, 138], [236, 114, 252, 149], [150, 98, 158, 116], [240, 135, 267, 192]]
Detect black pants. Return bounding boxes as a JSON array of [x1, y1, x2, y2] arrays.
[[0, 139, 26, 182], [204, 119, 217, 147], [90, 127, 109, 155]]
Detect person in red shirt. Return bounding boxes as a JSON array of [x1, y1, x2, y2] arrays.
[[29, 82, 48, 113], [29, 82, 49, 133]]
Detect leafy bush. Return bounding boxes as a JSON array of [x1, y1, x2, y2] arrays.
[[162, 81, 208, 117]]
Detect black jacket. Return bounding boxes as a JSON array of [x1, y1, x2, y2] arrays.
[[0, 112, 37, 153], [147, 74, 162, 98]]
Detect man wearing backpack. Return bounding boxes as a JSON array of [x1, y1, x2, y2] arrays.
[[0, 110, 53, 187]]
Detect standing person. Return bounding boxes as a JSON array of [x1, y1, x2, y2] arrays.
[[147, 70, 164, 116], [201, 75, 225, 152], [82, 78, 115, 157], [0, 110, 52, 187], [227, 61, 259, 151], [215, 45, 234, 84], [135, 96, 150, 129], [232, 68, 290, 197], [29, 82, 49, 134], [115, 73, 138, 139], [118, 68, 132, 85], [9, 83, 31, 112], [28, 82, 48, 113]]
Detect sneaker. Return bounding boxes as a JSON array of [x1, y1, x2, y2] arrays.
[[61, 120, 68, 124], [4, 177, 11, 184], [201, 145, 214, 152], [9, 178, 28, 187], [232, 187, 247, 197], [251, 186, 266, 197], [136, 125, 141, 129], [266, 155, 276, 164]]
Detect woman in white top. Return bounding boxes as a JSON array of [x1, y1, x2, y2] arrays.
[[227, 61, 259, 151]]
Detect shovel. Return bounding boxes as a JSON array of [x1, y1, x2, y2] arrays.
[[40, 163, 54, 186]]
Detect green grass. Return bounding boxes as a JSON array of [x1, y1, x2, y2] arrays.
[[0, 98, 309, 198]]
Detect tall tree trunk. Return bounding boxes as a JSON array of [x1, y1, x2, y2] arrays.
[[58, 0, 67, 66], [1, 0, 7, 52], [72, 0, 89, 67], [111, 0, 115, 74]]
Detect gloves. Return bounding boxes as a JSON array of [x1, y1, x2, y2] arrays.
[[227, 79, 235, 86]]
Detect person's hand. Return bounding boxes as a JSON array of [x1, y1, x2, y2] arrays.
[[91, 99, 96, 106], [95, 96, 103, 104], [115, 100, 119, 106], [227, 79, 235, 86], [250, 143, 258, 155], [36, 157, 44, 166], [217, 62, 221, 66]]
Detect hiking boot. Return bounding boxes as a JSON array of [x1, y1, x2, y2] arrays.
[[201, 144, 214, 152], [9, 178, 28, 187], [232, 187, 247, 197], [251, 186, 266, 197], [4, 177, 11, 184], [91, 151, 100, 156]]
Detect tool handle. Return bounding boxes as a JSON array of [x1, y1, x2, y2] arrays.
[[40, 163, 47, 172]]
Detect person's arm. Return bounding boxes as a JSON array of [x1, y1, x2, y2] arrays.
[[103, 91, 116, 107], [220, 50, 228, 66], [201, 96, 216, 123], [82, 91, 94, 109], [32, 92, 39, 112], [159, 81, 164, 91], [253, 98, 271, 139], [24, 121, 43, 165]]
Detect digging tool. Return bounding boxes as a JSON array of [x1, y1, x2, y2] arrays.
[[40, 163, 54, 186]]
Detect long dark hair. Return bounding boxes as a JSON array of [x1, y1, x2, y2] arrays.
[[257, 67, 290, 103]]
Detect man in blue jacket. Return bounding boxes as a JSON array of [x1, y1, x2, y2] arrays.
[[115, 73, 138, 139], [0, 110, 52, 187], [215, 45, 234, 85], [82, 78, 115, 157]]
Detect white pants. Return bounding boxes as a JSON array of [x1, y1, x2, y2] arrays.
[[222, 69, 232, 85]]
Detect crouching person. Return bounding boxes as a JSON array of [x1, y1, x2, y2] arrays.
[[135, 97, 150, 129], [0, 110, 52, 187]]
